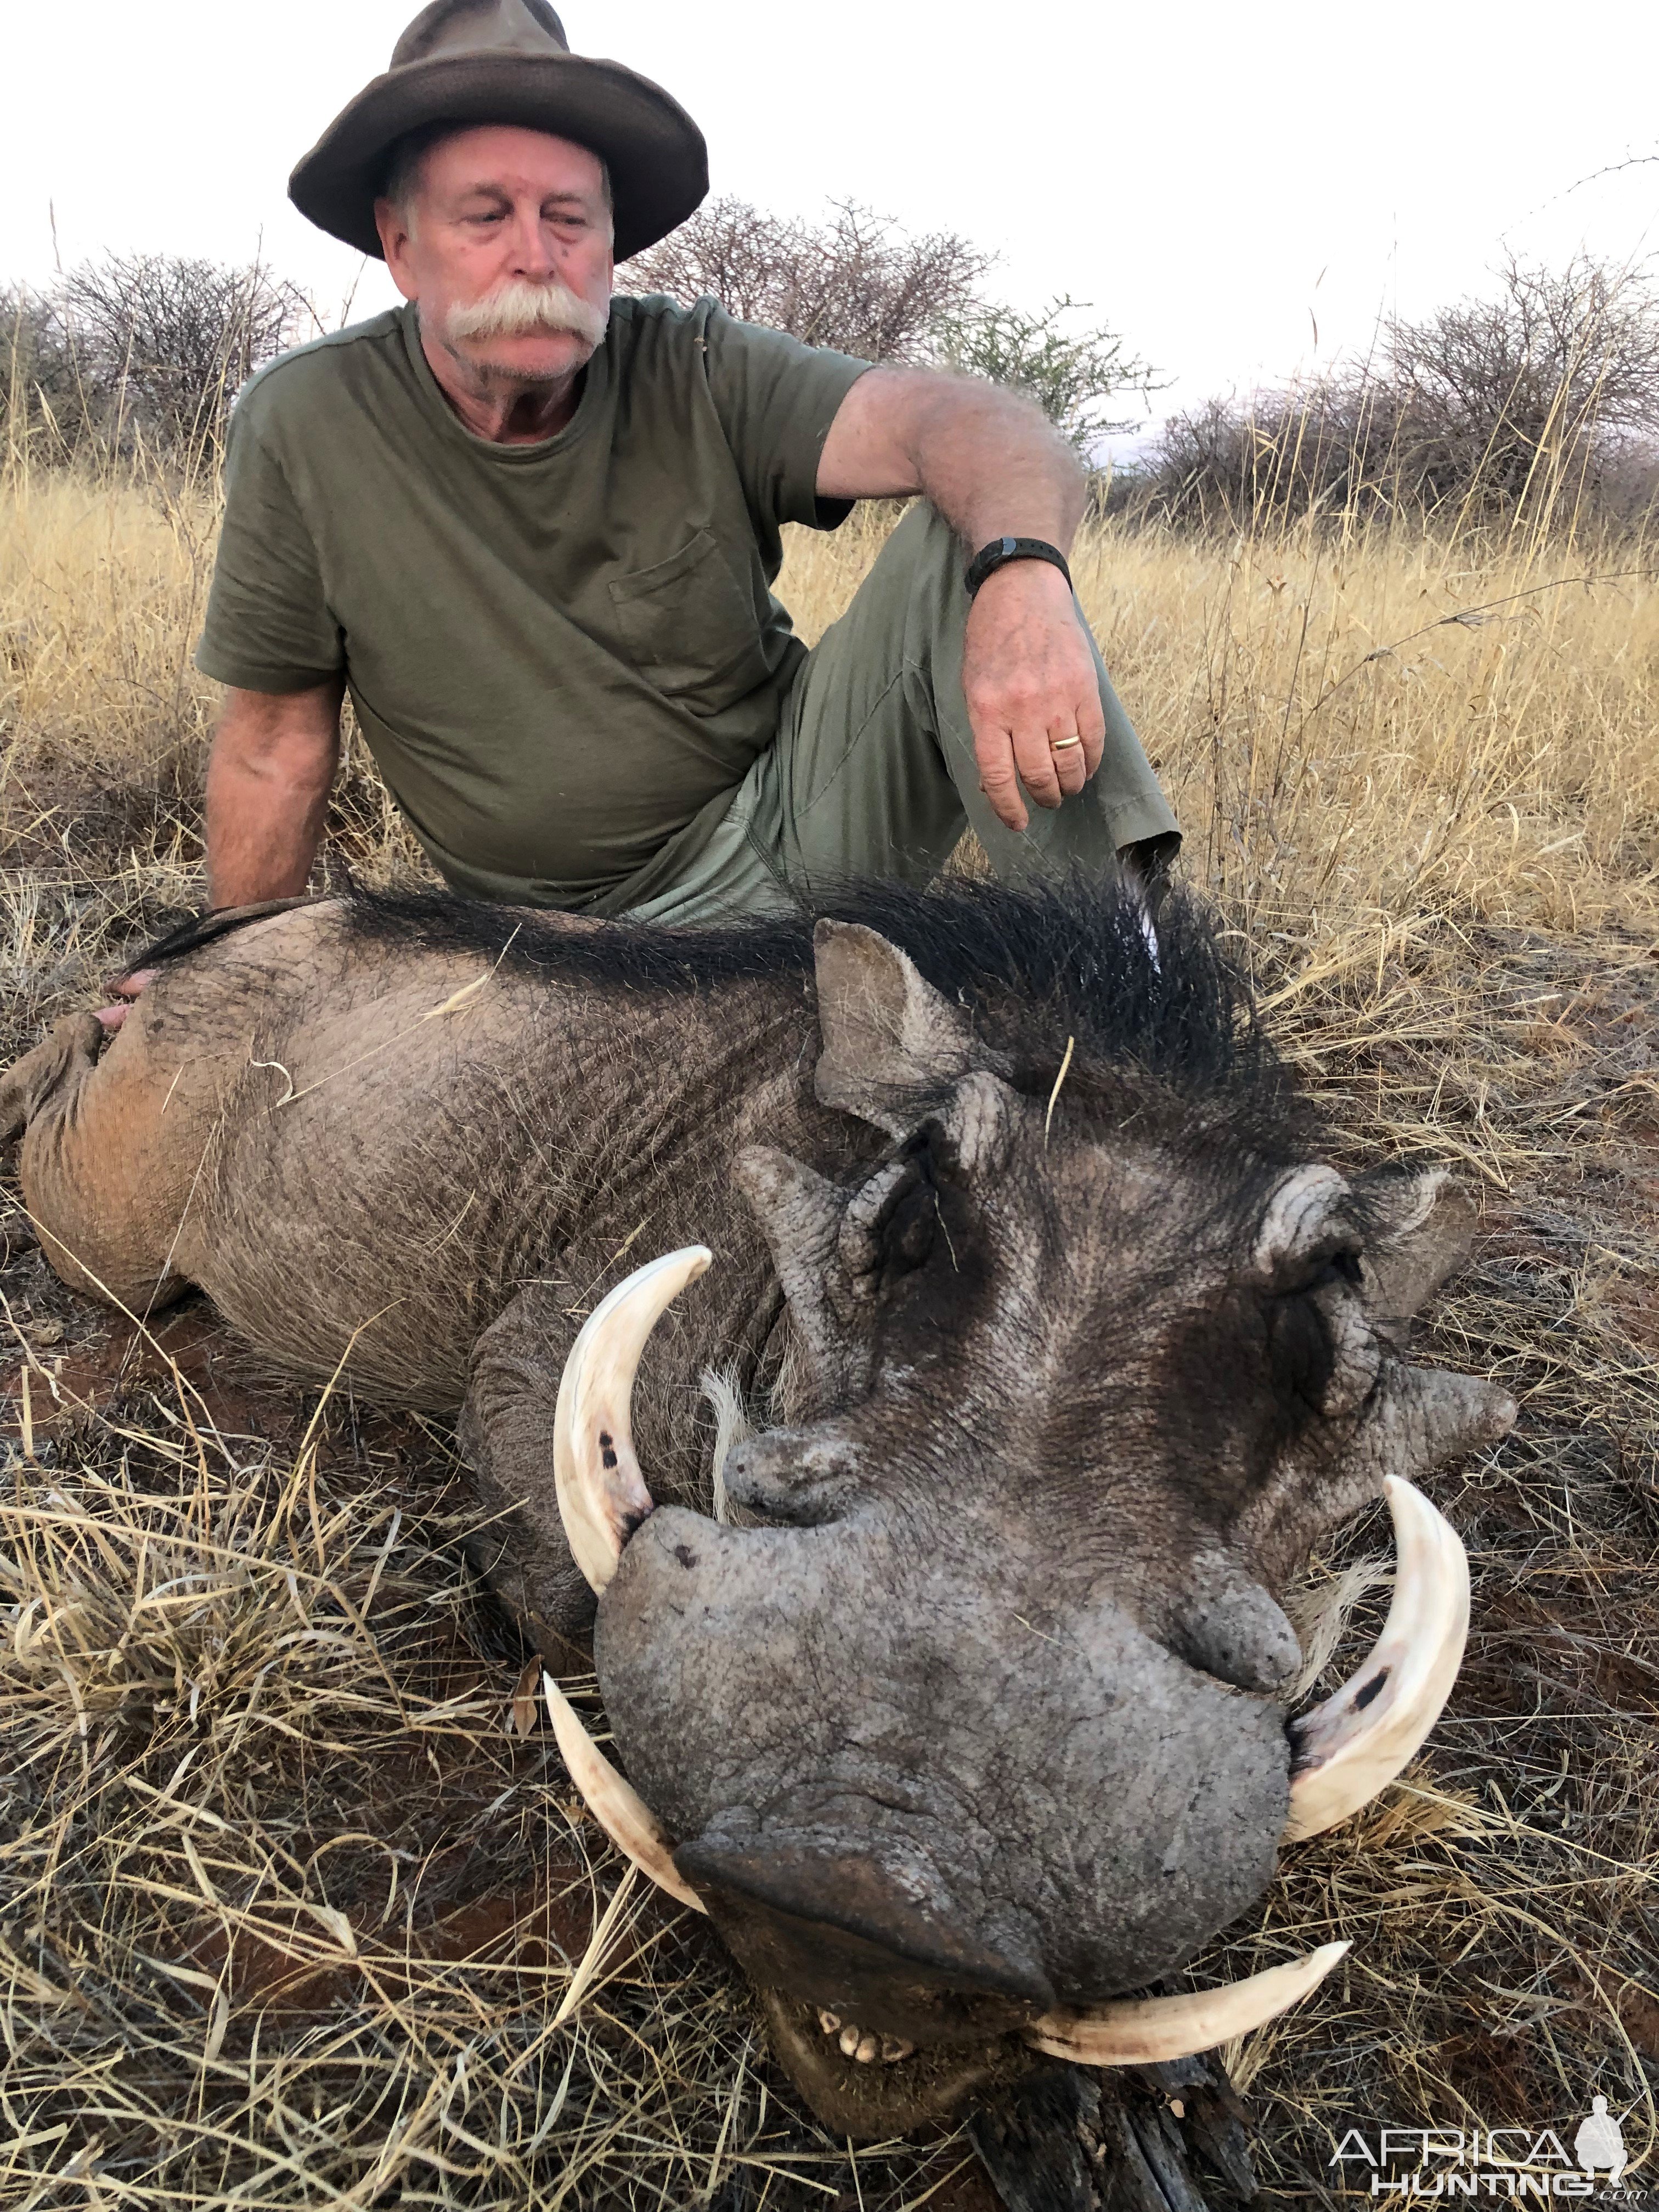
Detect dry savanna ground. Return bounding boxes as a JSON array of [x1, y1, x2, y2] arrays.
[[0, 455, 1656, 2209]]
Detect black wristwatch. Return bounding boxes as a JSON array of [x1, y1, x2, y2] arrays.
[[964, 535, 1073, 597]]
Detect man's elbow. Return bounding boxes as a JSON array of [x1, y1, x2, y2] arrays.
[[921, 365, 1069, 434], [913, 370, 1085, 486]]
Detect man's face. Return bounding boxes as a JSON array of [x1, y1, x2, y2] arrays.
[[375, 125, 614, 388]]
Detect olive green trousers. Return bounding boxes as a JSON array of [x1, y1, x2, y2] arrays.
[[622, 502, 1179, 924]]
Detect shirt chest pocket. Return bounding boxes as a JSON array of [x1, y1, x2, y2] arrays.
[[607, 529, 774, 714]]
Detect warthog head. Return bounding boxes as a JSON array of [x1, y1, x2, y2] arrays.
[[545, 889, 1514, 2131]]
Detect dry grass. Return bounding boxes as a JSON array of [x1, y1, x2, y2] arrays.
[[0, 454, 1656, 2207], [0, 1345, 929, 2207], [782, 501, 1659, 934]]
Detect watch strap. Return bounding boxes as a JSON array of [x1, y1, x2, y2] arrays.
[[964, 535, 1073, 597]]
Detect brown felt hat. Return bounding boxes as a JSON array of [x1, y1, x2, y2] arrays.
[[288, 0, 708, 262]]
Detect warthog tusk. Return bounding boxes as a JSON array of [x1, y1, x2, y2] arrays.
[[1024, 1940, 1350, 2066], [543, 1672, 707, 1914], [1283, 1474, 1470, 1841], [553, 1244, 712, 1594]]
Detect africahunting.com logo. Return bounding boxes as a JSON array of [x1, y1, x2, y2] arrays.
[[1331, 2101, 1639, 2199]]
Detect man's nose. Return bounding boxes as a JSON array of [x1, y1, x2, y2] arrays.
[[506, 209, 558, 279]]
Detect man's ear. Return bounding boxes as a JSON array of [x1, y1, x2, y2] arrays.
[[812, 921, 994, 1136], [373, 200, 419, 298]]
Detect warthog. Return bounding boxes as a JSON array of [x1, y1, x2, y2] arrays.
[[0, 874, 1514, 2141]]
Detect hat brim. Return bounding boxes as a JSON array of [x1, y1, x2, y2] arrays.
[[288, 51, 708, 262]]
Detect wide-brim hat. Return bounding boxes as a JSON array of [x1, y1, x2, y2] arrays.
[[289, 0, 707, 263]]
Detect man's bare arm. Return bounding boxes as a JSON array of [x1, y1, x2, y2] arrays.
[[101, 681, 342, 1017], [205, 681, 343, 908], [817, 367, 1104, 833], [818, 363, 1086, 549]]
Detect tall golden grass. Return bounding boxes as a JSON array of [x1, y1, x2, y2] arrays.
[[0, 461, 219, 786], [1, 452, 1656, 2206], [781, 500, 1658, 935], [3, 462, 1655, 938]]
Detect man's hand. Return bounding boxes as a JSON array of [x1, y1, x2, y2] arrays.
[[95, 967, 158, 1034], [962, 561, 1106, 832], [818, 366, 1107, 835]]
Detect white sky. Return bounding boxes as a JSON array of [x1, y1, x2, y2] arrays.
[[7, 0, 1659, 442]]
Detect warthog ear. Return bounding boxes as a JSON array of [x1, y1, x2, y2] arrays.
[[1353, 1166, 1476, 1331], [813, 922, 997, 1135]]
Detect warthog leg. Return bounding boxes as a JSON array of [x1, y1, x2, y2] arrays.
[[0, 1010, 201, 1315], [0, 1013, 104, 1146]]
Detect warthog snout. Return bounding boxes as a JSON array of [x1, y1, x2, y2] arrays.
[[552, 1247, 1497, 2067]]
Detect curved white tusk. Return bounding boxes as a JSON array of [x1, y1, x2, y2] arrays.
[[1283, 1474, 1470, 1842], [1025, 1940, 1350, 2067], [543, 1672, 707, 1914], [553, 1244, 712, 1594]]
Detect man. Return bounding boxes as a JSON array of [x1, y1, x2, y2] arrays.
[[196, 0, 1177, 923]]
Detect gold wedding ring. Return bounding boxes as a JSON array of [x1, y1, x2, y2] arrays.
[[1051, 735, 1083, 752]]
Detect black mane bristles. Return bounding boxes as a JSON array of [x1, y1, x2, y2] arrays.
[[338, 871, 1305, 1141]]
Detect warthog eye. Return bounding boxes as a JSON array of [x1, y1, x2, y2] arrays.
[[1274, 1243, 1363, 1300], [1264, 1245, 1358, 1406], [882, 1175, 938, 1278], [872, 1144, 939, 1284], [1266, 1288, 1338, 1411], [838, 1147, 939, 1299], [1263, 1243, 1362, 1404]]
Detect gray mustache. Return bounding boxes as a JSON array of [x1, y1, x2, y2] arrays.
[[444, 279, 608, 348]]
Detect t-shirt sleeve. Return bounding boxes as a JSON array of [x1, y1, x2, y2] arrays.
[[194, 391, 345, 693], [696, 302, 872, 534]]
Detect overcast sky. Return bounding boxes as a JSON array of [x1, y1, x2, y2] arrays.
[[7, 0, 1659, 440]]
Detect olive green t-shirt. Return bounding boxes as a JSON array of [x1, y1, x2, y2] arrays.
[[195, 296, 871, 907]]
